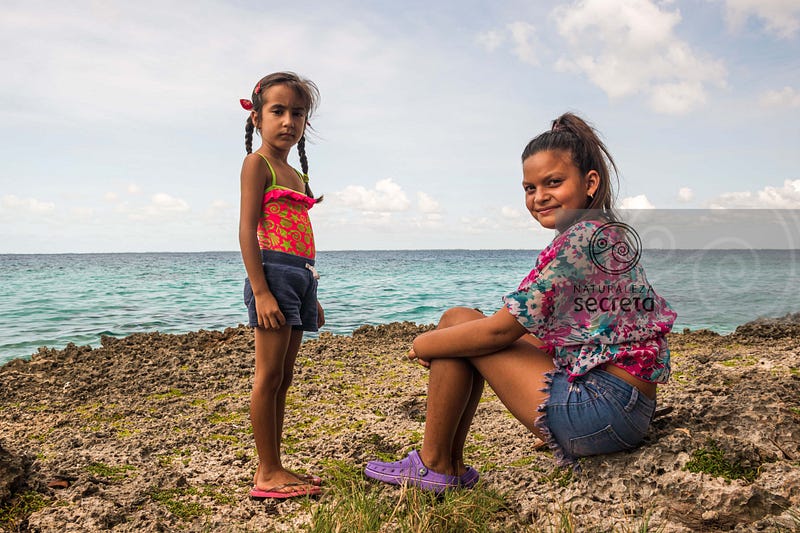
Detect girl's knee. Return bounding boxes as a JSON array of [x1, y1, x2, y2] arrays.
[[438, 306, 484, 328], [252, 370, 284, 396]]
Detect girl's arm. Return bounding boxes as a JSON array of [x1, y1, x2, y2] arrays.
[[316, 300, 325, 328], [239, 154, 285, 329], [412, 307, 528, 360]]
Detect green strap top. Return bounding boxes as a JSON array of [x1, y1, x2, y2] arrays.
[[256, 152, 308, 192]]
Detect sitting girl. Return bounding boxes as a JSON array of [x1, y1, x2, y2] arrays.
[[364, 112, 677, 493]]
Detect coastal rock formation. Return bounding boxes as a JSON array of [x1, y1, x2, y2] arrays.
[[1, 317, 799, 531]]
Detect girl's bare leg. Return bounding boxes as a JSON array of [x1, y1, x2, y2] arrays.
[[417, 307, 555, 475], [275, 329, 303, 453], [251, 325, 314, 490], [469, 338, 555, 436], [418, 307, 485, 475], [419, 357, 478, 475], [449, 367, 484, 474]]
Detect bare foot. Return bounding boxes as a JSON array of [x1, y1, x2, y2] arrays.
[[253, 465, 321, 487]]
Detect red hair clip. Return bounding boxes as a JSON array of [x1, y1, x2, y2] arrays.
[[240, 99, 253, 111], [254, 81, 262, 95]]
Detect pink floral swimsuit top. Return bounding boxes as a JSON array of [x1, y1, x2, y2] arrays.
[[255, 153, 316, 259], [503, 219, 677, 383]]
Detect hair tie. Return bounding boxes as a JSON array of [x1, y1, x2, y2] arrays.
[[254, 81, 262, 95], [240, 99, 253, 111], [552, 121, 565, 132]]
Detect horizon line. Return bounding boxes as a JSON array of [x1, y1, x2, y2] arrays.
[[1, 247, 799, 255]]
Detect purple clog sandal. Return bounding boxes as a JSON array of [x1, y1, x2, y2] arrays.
[[460, 466, 480, 488], [364, 450, 461, 495]]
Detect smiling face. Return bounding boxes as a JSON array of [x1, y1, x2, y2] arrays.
[[251, 84, 307, 154], [522, 149, 599, 231]]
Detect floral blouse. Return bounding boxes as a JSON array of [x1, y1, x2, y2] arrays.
[[503, 219, 677, 383]]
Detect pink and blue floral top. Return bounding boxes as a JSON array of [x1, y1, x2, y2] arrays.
[[503, 219, 677, 383]]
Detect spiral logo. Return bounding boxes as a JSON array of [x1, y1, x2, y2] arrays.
[[589, 222, 642, 275]]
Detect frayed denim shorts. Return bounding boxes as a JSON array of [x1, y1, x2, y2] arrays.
[[244, 250, 318, 332], [535, 367, 656, 467]]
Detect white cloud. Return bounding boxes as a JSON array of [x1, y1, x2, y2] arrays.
[[620, 194, 656, 209], [104, 192, 119, 203], [115, 193, 191, 221], [127, 183, 141, 194], [648, 81, 707, 115], [499, 205, 542, 229], [210, 200, 232, 210], [722, 0, 800, 39], [760, 86, 800, 109], [508, 22, 540, 66], [332, 179, 410, 213], [417, 192, 442, 214], [476, 22, 540, 65], [678, 187, 694, 202], [1, 194, 56, 214], [553, 0, 726, 114], [412, 212, 445, 229], [70, 207, 94, 219], [708, 179, 800, 208], [476, 29, 505, 51], [151, 193, 190, 212]]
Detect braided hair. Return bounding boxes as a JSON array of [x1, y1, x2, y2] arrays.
[[244, 72, 320, 199], [521, 112, 618, 222]]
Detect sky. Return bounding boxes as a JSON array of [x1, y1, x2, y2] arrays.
[[1, 0, 799, 253]]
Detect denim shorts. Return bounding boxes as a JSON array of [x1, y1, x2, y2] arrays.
[[534, 367, 656, 467], [243, 250, 318, 332]]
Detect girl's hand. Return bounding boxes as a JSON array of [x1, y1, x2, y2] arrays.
[[316, 300, 325, 328], [407, 347, 430, 368], [255, 292, 286, 329]]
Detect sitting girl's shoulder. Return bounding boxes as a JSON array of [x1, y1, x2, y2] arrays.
[[553, 218, 607, 249], [567, 218, 606, 234]]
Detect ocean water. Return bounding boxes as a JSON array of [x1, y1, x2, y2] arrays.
[[1, 249, 798, 366]]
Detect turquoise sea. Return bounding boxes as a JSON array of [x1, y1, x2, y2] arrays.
[[1, 249, 798, 366]]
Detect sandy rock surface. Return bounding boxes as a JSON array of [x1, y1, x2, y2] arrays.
[[1, 319, 799, 532]]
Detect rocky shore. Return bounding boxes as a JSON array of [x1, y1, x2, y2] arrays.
[[1, 317, 799, 532]]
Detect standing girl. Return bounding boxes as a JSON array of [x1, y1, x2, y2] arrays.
[[239, 72, 324, 499], [365, 113, 677, 493]]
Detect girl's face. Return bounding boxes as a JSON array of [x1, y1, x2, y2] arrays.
[[251, 84, 307, 153], [522, 149, 599, 231]]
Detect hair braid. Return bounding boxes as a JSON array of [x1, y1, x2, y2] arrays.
[[297, 135, 309, 175], [297, 135, 320, 200], [245, 117, 254, 154]]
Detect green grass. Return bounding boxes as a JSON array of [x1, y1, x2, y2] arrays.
[[85, 462, 137, 481], [537, 466, 574, 487], [207, 411, 245, 424], [148, 487, 210, 521], [684, 440, 758, 482], [0, 491, 49, 530], [720, 355, 757, 367], [147, 388, 184, 401], [305, 460, 509, 533]]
